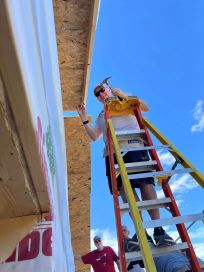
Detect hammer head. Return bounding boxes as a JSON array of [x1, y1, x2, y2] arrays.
[[101, 76, 112, 85]]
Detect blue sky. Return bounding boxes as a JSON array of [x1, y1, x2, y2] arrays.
[[84, 0, 204, 262]]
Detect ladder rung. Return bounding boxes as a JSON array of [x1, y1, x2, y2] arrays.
[[120, 198, 171, 215], [120, 145, 172, 153], [128, 168, 193, 179], [144, 212, 204, 229], [115, 161, 157, 173], [115, 129, 145, 139], [126, 242, 188, 262]]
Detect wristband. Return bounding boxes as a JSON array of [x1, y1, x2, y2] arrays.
[[82, 120, 89, 125]]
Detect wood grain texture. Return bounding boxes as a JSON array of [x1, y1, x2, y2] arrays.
[[65, 116, 92, 272], [54, 0, 99, 111]]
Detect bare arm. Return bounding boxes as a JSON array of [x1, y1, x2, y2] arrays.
[[74, 255, 82, 262], [111, 88, 149, 112], [139, 99, 149, 112], [111, 88, 128, 101], [116, 259, 121, 271], [76, 104, 102, 141]]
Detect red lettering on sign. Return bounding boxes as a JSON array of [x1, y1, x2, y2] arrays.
[[18, 231, 40, 261], [42, 228, 52, 256], [5, 249, 16, 262], [5, 226, 53, 263]]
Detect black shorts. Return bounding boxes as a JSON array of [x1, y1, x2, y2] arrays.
[[105, 150, 155, 195]]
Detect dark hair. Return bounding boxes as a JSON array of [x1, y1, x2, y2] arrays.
[[93, 85, 102, 93]]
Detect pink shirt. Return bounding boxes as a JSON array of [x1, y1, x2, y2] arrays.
[[81, 246, 118, 272]]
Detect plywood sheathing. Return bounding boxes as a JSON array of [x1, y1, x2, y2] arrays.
[[65, 116, 92, 272], [54, 0, 99, 111], [0, 1, 50, 218]]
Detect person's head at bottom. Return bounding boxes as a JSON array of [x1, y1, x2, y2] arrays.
[[122, 225, 130, 239], [93, 235, 103, 251]]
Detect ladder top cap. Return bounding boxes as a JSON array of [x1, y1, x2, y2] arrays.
[[104, 96, 139, 104], [105, 96, 140, 113]]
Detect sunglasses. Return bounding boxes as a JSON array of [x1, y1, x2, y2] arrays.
[[94, 239, 101, 243], [94, 88, 105, 97], [122, 229, 128, 232]]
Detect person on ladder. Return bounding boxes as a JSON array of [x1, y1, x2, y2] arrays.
[[122, 225, 204, 272], [122, 225, 146, 271], [76, 83, 175, 247]]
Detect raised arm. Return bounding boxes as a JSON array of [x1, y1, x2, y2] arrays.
[[111, 88, 149, 112], [139, 99, 149, 112], [74, 255, 82, 262], [76, 104, 102, 141]]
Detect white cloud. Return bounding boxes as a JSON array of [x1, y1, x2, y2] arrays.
[[157, 151, 175, 166], [167, 228, 204, 259], [191, 100, 204, 132], [156, 174, 198, 199], [156, 189, 165, 199], [175, 198, 184, 207], [91, 228, 118, 252], [169, 174, 197, 193], [193, 243, 204, 259], [189, 227, 204, 240]]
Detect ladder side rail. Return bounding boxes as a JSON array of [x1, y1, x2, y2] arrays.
[[142, 117, 202, 272], [143, 118, 204, 189], [107, 118, 157, 272], [105, 106, 127, 272], [162, 185, 202, 272], [134, 106, 201, 272], [133, 106, 163, 171]]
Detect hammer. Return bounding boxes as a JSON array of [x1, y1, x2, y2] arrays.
[[100, 76, 124, 101], [100, 76, 112, 90]]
